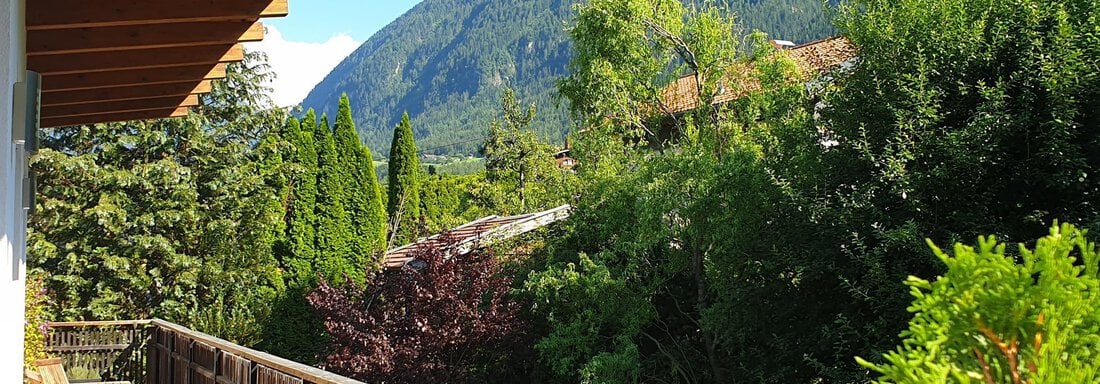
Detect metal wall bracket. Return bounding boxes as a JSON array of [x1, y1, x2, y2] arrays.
[[13, 70, 40, 214]]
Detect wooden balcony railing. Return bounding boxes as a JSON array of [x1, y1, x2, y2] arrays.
[[45, 319, 363, 384], [46, 320, 149, 383]]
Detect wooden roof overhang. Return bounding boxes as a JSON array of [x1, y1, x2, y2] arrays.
[[25, 0, 288, 128]]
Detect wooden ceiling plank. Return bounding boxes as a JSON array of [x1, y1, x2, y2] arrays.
[[206, 63, 229, 80], [28, 22, 263, 56], [28, 0, 287, 30], [222, 45, 247, 62], [42, 95, 199, 119], [263, 0, 290, 18], [28, 44, 242, 76], [42, 64, 226, 93], [192, 81, 214, 94], [41, 107, 192, 128], [41, 81, 211, 107], [243, 22, 268, 42], [181, 94, 202, 107]]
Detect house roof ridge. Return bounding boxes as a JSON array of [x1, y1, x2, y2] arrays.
[[790, 35, 848, 50]]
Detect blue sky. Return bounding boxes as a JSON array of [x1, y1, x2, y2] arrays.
[[249, 1, 424, 106], [269, 1, 424, 43]]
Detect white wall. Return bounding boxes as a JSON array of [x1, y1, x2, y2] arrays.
[[0, 0, 26, 379]]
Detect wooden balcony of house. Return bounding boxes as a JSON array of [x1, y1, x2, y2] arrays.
[[42, 320, 362, 384]]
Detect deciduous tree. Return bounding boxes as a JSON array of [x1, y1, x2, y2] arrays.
[[482, 89, 565, 214], [308, 236, 526, 383]]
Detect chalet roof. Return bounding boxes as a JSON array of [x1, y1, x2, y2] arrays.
[[382, 205, 571, 270], [659, 36, 856, 115], [25, 0, 287, 128]]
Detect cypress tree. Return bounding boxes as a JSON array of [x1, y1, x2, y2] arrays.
[[282, 115, 318, 285], [333, 94, 387, 267], [387, 112, 422, 245], [358, 146, 387, 251], [261, 111, 328, 363], [313, 113, 359, 283], [256, 132, 288, 267]]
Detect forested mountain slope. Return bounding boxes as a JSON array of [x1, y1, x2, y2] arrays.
[[301, 0, 835, 157]]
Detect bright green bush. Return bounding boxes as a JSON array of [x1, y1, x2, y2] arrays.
[[24, 273, 49, 370], [859, 223, 1100, 383]]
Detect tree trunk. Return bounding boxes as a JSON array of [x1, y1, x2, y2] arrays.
[[519, 167, 527, 212], [693, 240, 725, 383]]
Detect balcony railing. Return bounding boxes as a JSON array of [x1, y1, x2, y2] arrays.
[[45, 319, 363, 384]]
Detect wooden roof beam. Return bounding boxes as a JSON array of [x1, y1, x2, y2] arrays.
[[29, 44, 244, 76], [28, 0, 287, 30], [41, 108, 191, 129], [28, 22, 263, 56], [42, 64, 227, 93], [42, 81, 211, 107], [42, 95, 200, 120]]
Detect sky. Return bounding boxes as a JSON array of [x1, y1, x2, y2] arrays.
[[247, 1, 424, 107]]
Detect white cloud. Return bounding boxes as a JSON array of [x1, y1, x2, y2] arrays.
[[246, 25, 361, 107]]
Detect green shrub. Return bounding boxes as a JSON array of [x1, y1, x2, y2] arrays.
[[858, 223, 1100, 383], [24, 273, 49, 370]]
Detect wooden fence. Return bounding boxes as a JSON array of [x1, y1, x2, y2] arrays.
[[46, 319, 364, 384], [46, 320, 150, 383]]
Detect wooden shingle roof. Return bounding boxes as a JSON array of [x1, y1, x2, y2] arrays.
[[382, 205, 571, 270], [659, 36, 856, 115]]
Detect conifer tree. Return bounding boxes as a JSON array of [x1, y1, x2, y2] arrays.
[[333, 94, 387, 266], [281, 115, 319, 285], [387, 112, 422, 245], [313, 114, 360, 283], [357, 146, 386, 251], [859, 224, 1100, 383], [261, 111, 329, 363], [29, 53, 287, 344]]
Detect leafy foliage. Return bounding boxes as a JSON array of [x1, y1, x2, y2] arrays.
[[538, 0, 1100, 380], [307, 235, 527, 383], [537, 1, 829, 382], [525, 253, 654, 382], [482, 89, 574, 215], [26, 0, 1100, 381], [829, 0, 1100, 244], [858, 224, 1100, 383], [24, 273, 49, 370], [809, 0, 1100, 376], [419, 173, 488, 234]]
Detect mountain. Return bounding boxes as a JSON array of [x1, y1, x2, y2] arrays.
[[301, 0, 836, 158]]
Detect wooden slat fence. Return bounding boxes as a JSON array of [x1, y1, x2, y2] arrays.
[[45, 319, 364, 384], [46, 320, 151, 384]]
